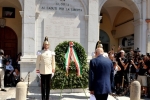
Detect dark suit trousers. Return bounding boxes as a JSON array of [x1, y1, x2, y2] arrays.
[[95, 94, 108, 100], [41, 74, 52, 100]]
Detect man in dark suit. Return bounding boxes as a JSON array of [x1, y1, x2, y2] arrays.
[[89, 48, 114, 100]]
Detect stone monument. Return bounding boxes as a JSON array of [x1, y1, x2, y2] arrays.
[[36, 0, 87, 51], [20, 0, 89, 86]]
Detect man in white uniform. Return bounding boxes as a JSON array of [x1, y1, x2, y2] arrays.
[[36, 37, 55, 100], [0, 49, 6, 91]]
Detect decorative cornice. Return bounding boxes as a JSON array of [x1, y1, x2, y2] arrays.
[[133, 19, 143, 26], [99, 16, 102, 22], [36, 12, 40, 19], [85, 15, 89, 20], [116, 18, 134, 27], [19, 11, 24, 18], [79, 0, 87, 15], [146, 19, 150, 23]]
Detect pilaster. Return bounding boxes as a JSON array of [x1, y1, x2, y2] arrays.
[[147, 0, 150, 19], [146, 0, 150, 53], [87, 0, 99, 59], [19, 11, 24, 57], [22, 0, 36, 57], [133, 19, 143, 48], [19, 0, 38, 86], [132, 0, 147, 54], [141, 0, 147, 55]]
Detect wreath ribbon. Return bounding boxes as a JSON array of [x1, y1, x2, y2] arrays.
[[65, 42, 82, 76]]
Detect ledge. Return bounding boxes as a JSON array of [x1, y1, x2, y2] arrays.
[[51, 88, 89, 93], [19, 60, 36, 64], [23, 82, 89, 93], [19, 55, 37, 64], [28, 87, 89, 94]]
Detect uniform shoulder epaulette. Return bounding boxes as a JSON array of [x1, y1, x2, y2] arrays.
[[37, 50, 42, 55], [51, 51, 55, 56]]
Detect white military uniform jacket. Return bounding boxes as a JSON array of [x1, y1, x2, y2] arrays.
[[36, 49, 55, 74]]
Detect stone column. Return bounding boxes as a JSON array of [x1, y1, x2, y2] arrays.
[[19, 11, 24, 53], [19, 0, 38, 86], [133, 0, 147, 54], [134, 19, 147, 54], [141, 0, 147, 54], [22, 0, 36, 57], [87, 0, 99, 59], [133, 19, 142, 52], [146, 0, 150, 53]]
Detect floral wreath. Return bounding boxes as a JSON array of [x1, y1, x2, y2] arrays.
[[51, 41, 88, 89]]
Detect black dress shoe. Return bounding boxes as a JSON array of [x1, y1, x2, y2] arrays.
[[1, 89, 7, 92]]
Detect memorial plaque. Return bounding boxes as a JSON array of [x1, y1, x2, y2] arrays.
[[37, 0, 86, 51], [64, 26, 70, 36]]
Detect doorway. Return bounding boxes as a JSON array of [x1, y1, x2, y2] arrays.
[[0, 26, 18, 60], [99, 30, 110, 52]]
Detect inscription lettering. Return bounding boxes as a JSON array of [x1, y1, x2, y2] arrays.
[[40, 0, 82, 12]]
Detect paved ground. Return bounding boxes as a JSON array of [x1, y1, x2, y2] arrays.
[[0, 87, 149, 100]]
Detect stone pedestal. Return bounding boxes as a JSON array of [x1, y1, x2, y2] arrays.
[[19, 56, 38, 86], [130, 81, 141, 100], [16, 82, 27, 100]]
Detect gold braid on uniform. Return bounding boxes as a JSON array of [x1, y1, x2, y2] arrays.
[[44, 36, 48, 42], [43, 36, 49, 45], [44, 36, 48, 41]]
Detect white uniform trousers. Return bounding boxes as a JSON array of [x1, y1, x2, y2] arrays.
[[0, 68, 4, 89]]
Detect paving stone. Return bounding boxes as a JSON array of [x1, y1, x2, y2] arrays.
[[0, 87, 149, 100]]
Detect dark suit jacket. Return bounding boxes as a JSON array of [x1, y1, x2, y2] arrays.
[[89, 55, 114, 94]]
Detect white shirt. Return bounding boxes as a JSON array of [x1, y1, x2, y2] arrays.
[[13, 72, 19, 76], [6, 64, 14, 71], [9, 59, 12, 65], [103, 52, 108, 58], [0, 56, 2, 67], [91, 52, 108, 58], [114, 66, 119, 75]]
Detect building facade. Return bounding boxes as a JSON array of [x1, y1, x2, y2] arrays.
[[0, 0, 150, 86]]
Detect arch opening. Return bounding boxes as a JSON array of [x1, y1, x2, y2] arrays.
[[0, 0, 22, 59], [0, 26, 18, 60], [99, 0, 140, 52]]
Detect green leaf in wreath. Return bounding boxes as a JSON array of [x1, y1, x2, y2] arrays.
[[51, 41, 88, 89]]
